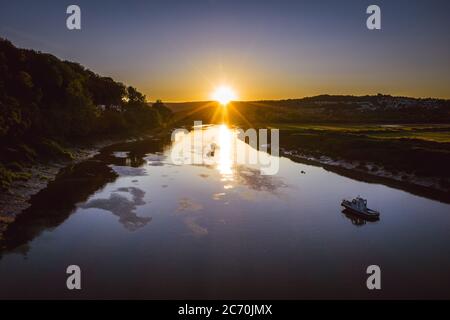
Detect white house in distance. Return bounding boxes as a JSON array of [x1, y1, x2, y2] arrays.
[[96, 104, 123, 112]]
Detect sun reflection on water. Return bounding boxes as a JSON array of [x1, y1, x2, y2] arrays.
[[171, 124, 277, 188], [217, 124, 234, 181]]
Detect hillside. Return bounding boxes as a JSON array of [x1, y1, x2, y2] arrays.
[[0, 38, 172, 189], [167, 95, 450, 125]]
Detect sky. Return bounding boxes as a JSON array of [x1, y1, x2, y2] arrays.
[[0, 0, 449, 101]]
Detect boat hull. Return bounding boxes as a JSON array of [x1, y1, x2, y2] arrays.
[[341, 203, 380, 220]]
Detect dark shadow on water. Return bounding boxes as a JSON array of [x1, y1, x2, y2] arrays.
[[0, 137, 167, 257], [0, 159, 116, 257]]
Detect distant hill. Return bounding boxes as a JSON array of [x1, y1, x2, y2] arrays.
[[168, 95, 450, 125]]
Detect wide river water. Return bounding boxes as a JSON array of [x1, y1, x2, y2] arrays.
[[1, 125, 449, 299]]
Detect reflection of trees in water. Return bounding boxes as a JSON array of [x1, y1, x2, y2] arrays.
[[0, 138, 167, 257], [80, 187, 150, 231], [104, 137, 170, 167], [109, 165, 147, 176], [0, 160, 117, 256], [144, 153, 168, 166]]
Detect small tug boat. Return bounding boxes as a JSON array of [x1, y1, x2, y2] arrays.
[[341, 196, 380, 219]]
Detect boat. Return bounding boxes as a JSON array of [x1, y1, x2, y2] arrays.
[[341, 196, 380, 220], [207, 143, 218, 157]]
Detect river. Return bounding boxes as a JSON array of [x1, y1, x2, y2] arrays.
[[0, 125, 449, 299]]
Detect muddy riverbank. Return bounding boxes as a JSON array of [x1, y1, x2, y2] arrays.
[[0, 136, 149, 240], [280, 147, 450, 204]]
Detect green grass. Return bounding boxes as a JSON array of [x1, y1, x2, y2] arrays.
[[367, 131, 450, 143], [0, 139, 74, 191], [268, 123, 450, 143], [0, 163, 32, 190], [275, 123, 450, 183]]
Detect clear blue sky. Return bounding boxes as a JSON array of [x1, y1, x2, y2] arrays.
[[1, 0, 449, 101]]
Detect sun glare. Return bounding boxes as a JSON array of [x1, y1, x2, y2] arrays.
[[211, 85, 237, 106]]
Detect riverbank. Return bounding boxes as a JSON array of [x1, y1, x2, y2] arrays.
[[279, 146, 450, 204], [0, 135, 149, 240], [274, 124, 450, 196]]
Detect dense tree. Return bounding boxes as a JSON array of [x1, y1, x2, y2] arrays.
[[126, 86, 146, 105], [0, 38, 173, 139], [0, 38, 173, 186]]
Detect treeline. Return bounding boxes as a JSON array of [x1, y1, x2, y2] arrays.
[[0, 38, 172, 140], [232, 100, 450, 125], [0, 38, 172, 188], [169, 95, 450, 126]]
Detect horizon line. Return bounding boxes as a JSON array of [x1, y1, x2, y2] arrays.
[[155, 94, 450, 104]]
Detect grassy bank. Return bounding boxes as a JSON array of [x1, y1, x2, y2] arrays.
[[272, 123, 450, 192]]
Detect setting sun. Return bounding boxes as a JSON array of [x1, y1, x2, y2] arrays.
[[211, 85, 237, 106]]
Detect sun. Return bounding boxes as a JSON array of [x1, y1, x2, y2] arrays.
[[211, 85, 237, 106]]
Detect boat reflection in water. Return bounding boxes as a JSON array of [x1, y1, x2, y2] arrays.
[[341, 209, 380, 226]]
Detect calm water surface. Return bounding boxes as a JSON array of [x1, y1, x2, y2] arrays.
[[1, 125, 449, 299]]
